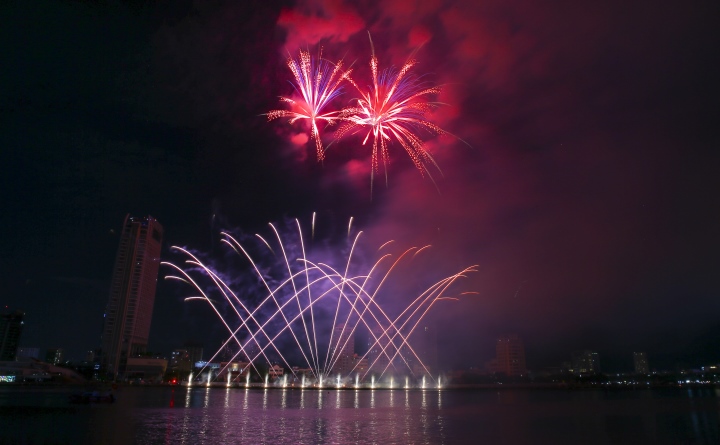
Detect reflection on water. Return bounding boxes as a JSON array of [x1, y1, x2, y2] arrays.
[[0, 387, 719, 444]]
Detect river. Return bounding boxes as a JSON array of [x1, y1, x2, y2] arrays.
[[1, 385, 718, 444]]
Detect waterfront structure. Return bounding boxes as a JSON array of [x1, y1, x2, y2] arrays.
[[367, 325, 394, 375], [571, 350, 600, 375], [331, 324, 355, 376], [0, 311, 24, 361], [124, 357, 168, 383], [407, 323, 438, 376], [16, 347, 39, 360], [634, 352, 649, 374], [169, 349, 192, 374], [488, 334, 527, 377], [183, 342, 204, 365], [217, 361, 249, 381], [45, 348, 63, 365], [351, 354, 369, 377], [100, 215, 163, 380], [269, 364, 284, 379], [0, 359, 85, 383]]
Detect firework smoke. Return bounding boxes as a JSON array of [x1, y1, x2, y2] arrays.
[[268, 41, 452, 185]]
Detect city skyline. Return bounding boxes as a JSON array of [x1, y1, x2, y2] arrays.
[[1, 0, 718, 373]]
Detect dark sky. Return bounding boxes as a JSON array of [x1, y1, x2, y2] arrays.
[[2, 0, 719, 372]]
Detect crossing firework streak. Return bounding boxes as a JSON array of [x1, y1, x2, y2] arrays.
[[163, 214, 477, 386]]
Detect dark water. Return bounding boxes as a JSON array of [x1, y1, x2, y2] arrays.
[[0, 386, 719, 444]]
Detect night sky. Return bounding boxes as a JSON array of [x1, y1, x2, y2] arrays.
[[2, 0, 719, 372]]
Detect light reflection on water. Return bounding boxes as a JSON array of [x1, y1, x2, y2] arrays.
[[0, 387, 719, 444]]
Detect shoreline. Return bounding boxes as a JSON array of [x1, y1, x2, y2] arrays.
[[1, 381, 717, 391]]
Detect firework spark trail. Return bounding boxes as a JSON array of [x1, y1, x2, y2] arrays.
[[221, 232, 318, 379], [323, 230, 362, 377], [319, 251, 478, 379], [290, 251, 460, 380], [324, 247, 419, 375], [295, 217, 321, 374], [268, 220, 322, 376], [225, 267, 349, 375], [210, 256, 383, 380], [164, 217, 477, 385], [223, 232, 366, 380], [372, 267, 478, 379], [162, 261, 267, 378], [321, 257, 436, 379], [243, 269, 383, 374], [180, 256, 346, 382], [326, 254, 393, 374], [268, 222, 320, 375], [288, 258, 413, 377], [309, 257, 390, 375], [247, 227, 363, 378], [266, 50, 349, 161], [195, 265, 344, 383], [163, 246, 309, 378]]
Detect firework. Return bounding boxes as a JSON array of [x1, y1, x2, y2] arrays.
[[267, 50, 350, 161], [268, 41, 457, 186], [163, 214, 477, 386], [337, 42, 445, 185]]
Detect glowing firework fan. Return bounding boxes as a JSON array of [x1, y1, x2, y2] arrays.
[[266, 50, 350, 161], [163, 214, 477, 387], [337, 39, 446, 186]]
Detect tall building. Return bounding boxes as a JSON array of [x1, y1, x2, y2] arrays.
[[633, 352, 649, 374], [183, 342, 204, 365], [367, 325, 396, 376], [169, 349, 192, 375], [17, 347, 39, 360], [488, 334, 527, 377], [409, 323, 438, 376], [101, 215, 163, 379], [571, 350, 600, 375], [330, 324, 355, 376], [45, 348, 64, 365], [0, 310, 24, 361]]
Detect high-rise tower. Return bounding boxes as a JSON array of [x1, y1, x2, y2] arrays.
[[367, 325, 394, 375], [0, 310, 24, 361], [489, 334, 527, 377], [633, 352, 649, 374], [101, 215, 163, 379], [330, 323, 355, 376]]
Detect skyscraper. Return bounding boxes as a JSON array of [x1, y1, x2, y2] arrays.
[[489, 334, 527, 377], [633, 352, 649, 374], [101, 215, 163, 379], [45, 348, 64, 365], [330, 323, 355, 376], [409, 323, 438, 376], [367, 325, 395, 375], [571, 350, 600, 375], [0, 310, 24, 361]]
